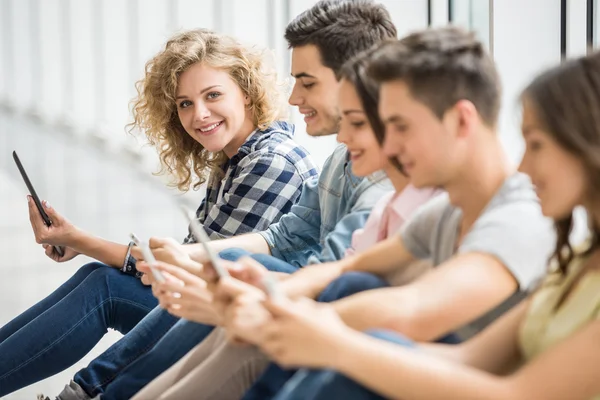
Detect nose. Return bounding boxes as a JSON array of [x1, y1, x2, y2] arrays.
[[194, 102, 211, 121], [518, 150, 529, 175], [337, 123, 349, 144], [288, 82, 303, 107], [382, 127, 400, 158]]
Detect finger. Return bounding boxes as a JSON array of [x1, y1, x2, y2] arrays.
[[28, 196, 45, 233], [51, 246, 64, 260], [229, 257, 268, 286], [45, 244, 54, 258], [217, 276, 261, 299], [41, 200, 60, 224], [141, 273, 152, 286], [154, 280, 209, 301], [262, 296, 295, 319], [154, 262, 205, 286], [166, 255, 204, 277], [152, 282, 166, 298], [197, 260, 218, 282], [162, 293, 213, 311], [136, 261, 152, 275], [149, 236, 173, 249]]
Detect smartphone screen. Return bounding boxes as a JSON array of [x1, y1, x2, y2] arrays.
[[13, 151, 65, 258]]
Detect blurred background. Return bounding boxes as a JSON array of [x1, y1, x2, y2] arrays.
[[0, 0, 598, 398]]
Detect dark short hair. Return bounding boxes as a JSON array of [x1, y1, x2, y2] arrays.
[[285, 0, 397, 74], [367, 26, 501, 127]]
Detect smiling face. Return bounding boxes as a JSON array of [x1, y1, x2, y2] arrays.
[[518, 98, 587, 219], [336, 79, 388, 177], [176, 62, 256, 157], [288, 45, 340, 136]]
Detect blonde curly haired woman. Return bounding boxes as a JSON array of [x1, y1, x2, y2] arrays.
[[0, 29, 317, 397]]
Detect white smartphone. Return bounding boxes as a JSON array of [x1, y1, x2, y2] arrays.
[[261, 274, 282, 299], [180, 206, 230, 279], [130, 233, 166, 283]]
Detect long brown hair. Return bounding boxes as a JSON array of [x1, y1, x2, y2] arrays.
[[522, 51, 600, 274]]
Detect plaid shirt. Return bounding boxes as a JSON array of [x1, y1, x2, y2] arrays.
[[122, 121, 318, 276]]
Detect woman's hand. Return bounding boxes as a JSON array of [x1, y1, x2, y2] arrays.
[[138, 261, 222, 325], [42, 244, 79, 262], [213, 275, 270, 345], [28, 196, 79, 262]]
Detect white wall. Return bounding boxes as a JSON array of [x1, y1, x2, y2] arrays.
[[0, 0, 598, 170], [493, 0, 562, 165]]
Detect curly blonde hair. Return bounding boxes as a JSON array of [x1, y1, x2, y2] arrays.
[[129, 29, 288, 191]]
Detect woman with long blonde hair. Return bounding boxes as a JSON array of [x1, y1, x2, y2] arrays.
[[0, 29, 317, 397]]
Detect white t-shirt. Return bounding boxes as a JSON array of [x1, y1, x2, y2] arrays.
[[400, 172, 555, 337]]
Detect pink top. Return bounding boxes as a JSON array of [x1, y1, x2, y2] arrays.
[[347, 185, 442, 256]]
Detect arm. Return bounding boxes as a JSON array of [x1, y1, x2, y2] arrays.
[[187, 233, 271, 263], [333, 193, 553, 339], [333, 252, 518, 340], [69, 231, 131, 268], [332, 312, 600, 400], [420, 298, 529, 374], [277, 235, 415, 300]]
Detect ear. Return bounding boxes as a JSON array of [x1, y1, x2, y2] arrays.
[[452, 99, 478, 138], [244, 95, 251, 106]]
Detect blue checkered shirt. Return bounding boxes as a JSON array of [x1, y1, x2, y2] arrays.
[[122, 121, 318, 276]]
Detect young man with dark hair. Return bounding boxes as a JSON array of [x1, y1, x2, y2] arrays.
[[52, 1, 397, 399]]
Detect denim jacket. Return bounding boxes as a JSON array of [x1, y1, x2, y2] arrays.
[[260, 143, 393, 267]]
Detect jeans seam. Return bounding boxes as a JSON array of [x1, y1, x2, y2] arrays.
[[0, 298, 154, 381], [88, 313, 179, 393]]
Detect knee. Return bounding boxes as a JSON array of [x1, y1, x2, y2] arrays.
[[219, 248, 252, 261], [86, 264, 130, 290], [77, 261, 109, 276], [317, 272, 389, 303]]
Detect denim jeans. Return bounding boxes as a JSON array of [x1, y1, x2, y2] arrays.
[[273, 330, 415, 400], [73, 248, 299, 400], [241, 271, 390, 400], [0, 262, 157, 397]]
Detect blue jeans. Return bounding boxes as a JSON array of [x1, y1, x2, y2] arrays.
[[0, 262, 157, 397], [242, 272, 390, 400], [274, 330, 415, 400], [242, 273, 462, 400], [74, 248, 299, 400]]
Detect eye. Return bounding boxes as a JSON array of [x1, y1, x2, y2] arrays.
[[528, 140, 543, 152], [302, 82, 315, 89], [178, 100, 192, 109], [207, 92, 221, 100], [350, 121, 366, 128], [394, 124, 408, 133]]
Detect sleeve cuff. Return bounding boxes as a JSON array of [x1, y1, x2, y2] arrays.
[[121, 241, 143, 278]]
